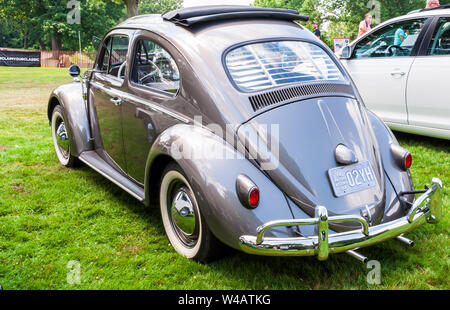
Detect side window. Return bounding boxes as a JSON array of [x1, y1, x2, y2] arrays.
[[109, 36, 129, 79], [354, 18, 427, 58], [131, 38, 180, 94], [428, 17, 450, 56]]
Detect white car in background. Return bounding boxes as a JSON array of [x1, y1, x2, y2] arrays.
[[340, 5, 450, 140]]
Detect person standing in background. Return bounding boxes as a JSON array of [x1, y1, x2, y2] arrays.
[[358, 13, 372, 38], [426, 0, 440, 8], [312, 22, 321, 40]]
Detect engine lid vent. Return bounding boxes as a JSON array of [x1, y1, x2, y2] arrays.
[[249, 83, 354, 112]]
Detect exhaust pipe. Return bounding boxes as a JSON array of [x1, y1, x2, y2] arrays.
[[396, 235, 414, 247], [346, 249, 368, 263]]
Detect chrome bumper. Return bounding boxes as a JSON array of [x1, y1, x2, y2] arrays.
[[239, 178, 443, 260]]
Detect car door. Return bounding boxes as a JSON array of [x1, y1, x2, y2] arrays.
[[407, 16, 450, 132], [90, 33, 130, 171], [342, 17, 428, 124], [121, 34, 183, 184]]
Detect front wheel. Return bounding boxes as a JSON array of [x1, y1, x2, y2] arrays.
[[51, 105, 78, 167], [159, 162, 224, 262]]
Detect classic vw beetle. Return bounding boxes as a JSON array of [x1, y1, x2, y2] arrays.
[[48, 6, 443, 262]]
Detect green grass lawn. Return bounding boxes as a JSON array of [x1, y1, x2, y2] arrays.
[[0, 67, 448, 290]]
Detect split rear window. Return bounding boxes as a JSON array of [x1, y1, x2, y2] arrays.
[[225, 41, 348, 92]]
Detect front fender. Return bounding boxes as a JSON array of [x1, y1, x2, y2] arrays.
[[48, 82, 91, 157], [145, 124, 296, 249]]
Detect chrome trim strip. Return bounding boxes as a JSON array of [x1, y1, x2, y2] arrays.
[[79, 156, 145, 202], [90, 81, 189, 124], [123, 93, 190, 124], [239, 178, 443, 259]]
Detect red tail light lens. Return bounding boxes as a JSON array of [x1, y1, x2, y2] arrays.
[[248, 187, 260, 208], [405, 153, 412, 169]]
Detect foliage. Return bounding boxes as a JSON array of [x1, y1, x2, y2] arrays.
[[0, 0, 181, 51], [111, 0, 182, 17], [139, 0, 183, 15]]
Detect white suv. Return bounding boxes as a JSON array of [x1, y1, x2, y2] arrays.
[[341, 5, 450, 140]]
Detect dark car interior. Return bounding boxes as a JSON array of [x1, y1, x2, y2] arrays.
[[429, 21, 450, 55], [130, 39, 180, 94]]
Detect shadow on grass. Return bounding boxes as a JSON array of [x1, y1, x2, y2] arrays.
[[394, 131, 449, 152], [74, 164, 428, 289]]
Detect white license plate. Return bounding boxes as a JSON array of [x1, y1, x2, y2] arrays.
[[328, 161, 377, 197]]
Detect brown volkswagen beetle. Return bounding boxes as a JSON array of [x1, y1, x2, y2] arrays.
[[48, 6, 443, 262]]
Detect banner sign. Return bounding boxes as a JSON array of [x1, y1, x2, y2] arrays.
[[333, 38, 351, 55], [0, 50, 41, 67]]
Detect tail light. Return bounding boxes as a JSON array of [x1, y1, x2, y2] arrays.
[[390, 144, 412, 171], [404, 152, 412, 170], [248, 187, 260, 208], [236, 175, 260, 209]]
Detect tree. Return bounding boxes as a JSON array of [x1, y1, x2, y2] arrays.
[[0, 0, 125, 51], [140, 0, 183, 14], [122, 0, 139, 17], [115, 0, 183, 17]]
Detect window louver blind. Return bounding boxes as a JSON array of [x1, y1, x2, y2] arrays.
[[225, 41, 347, 92]]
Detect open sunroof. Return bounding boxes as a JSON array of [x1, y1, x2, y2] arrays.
[[162, 5, 309, 27]]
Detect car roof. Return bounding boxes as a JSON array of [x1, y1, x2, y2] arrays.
[[114, 11, 317, 61]]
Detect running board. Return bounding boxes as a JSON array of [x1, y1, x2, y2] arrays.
[[78, 151, 145, 202]]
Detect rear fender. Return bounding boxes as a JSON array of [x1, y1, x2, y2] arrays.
[[367, 110, 415, 222], [145, 124, 296, 249], [48, 82, 91, 157]]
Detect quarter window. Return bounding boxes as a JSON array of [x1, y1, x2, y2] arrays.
[[428, 17, 450, 56], [225, 41, 347, 92], [97, 35, 129, 79], [131, 39, 180, 94], [353, 18, 427, 58], [98, 37, 111, 72], [109, 36, 129, 79]]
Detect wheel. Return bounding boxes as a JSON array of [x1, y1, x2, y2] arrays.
[[159, 162, 224, 262], [51, 105, 79, 167]]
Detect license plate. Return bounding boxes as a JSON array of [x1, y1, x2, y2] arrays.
[[328, 161, 377, 197]]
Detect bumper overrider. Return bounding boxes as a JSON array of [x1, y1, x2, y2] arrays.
[[239, 178, 444, 261]]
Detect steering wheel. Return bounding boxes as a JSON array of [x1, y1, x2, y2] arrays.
[[386, 45, 407, 56], [138, 58, 171, 85]]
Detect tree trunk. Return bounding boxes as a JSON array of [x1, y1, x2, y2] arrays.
[[21, 29, 28, 49], [23, 34, 28, 49], [51, 33, 62, 51], [124, 0, 139, 17], [37, 37, 46, 50]]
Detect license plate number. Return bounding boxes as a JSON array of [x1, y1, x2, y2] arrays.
[[328, 161, 377, 197]]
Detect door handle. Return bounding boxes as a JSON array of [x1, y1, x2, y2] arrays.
[[390, 71, 406, 77], [110, 97, 122, 106]]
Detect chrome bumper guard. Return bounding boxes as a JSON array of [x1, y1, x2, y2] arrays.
[[239, 178, 443, 261]]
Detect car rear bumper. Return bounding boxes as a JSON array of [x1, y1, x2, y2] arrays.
[[239, 178, 443, 260]]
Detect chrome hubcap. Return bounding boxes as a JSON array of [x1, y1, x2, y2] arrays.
[[171, 190, 196, 236], [53, 113, 70, 159], [167, 182, 199, 248]]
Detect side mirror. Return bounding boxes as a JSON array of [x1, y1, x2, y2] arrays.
[[341, 46, 352, 59], [69, 64, 81, 78]]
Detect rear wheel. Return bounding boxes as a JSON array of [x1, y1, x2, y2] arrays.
[[159, 162, 224, 262], [51, 105, 78, 167]]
